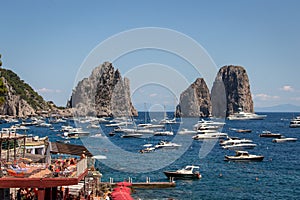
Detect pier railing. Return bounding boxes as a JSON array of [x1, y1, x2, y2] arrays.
[[76, 158, 87, 177]]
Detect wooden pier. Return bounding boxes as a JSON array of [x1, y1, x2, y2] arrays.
[[99, 181, 176, 189]]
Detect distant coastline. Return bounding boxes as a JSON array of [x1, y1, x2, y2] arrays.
[[255, 104, 300, 113]]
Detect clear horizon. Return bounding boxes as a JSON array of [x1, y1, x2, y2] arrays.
[[1, 0, 300, 109]]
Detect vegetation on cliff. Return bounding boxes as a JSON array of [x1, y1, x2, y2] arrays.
[[0, 68, 48, 110]]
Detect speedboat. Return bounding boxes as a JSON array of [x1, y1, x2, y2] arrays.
[[155, 141, 181, 149], [139, 147, 156, 153], [121, 133, 143, 138], [224, 151, 264, 161], [219, 137, 253, 146], [235, 129, 252, 133], [227, 108, 267, 120], [178, 128, 197, 134], [289, 116, 300, 128], [193, 132, 228, 140], [259, 131, 282, 138], [272, 137, 297, 143], [153, 130, 174, 136], [164, 166, 201, 179], [222, 142, 257, 150], [193, 119, 225, 130]]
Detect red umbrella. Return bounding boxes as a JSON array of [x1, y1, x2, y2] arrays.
[[111, 191, 134, 200], [113, 187, 131, 194], [116, 181, 132, 187]]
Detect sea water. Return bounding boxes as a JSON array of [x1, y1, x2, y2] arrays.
[[1, 112, 299, 199]]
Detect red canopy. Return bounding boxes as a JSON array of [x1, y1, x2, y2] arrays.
[[111, 191, 134, 200], [116, 181, 132, 187]]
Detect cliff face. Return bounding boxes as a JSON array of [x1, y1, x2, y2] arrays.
[[0, 69, 51, 117], [69, 62, 137, 117], [211, 65, 253, 116], [175, 78, 212, 117]]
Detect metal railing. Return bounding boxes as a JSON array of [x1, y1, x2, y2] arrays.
[[76, 158, 87, 177]]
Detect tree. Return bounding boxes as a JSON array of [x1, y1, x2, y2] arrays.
[[0, 54, 2, 67]]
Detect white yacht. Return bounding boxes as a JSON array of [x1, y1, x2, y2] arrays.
[[227, 108, 267, 120], [193, 119, 225, 130], [193, 132, 228, 140], [155, 141, 182, 149], [219, 137, 253, 146], [272, 137, 297, 143], [289, 116, 300, 128], [222, 142, 257, 150], [153, 130, 174, 136], [178, 128, 197, 134]]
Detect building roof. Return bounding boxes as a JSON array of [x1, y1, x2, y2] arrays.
[[50, 142, 93, 157]]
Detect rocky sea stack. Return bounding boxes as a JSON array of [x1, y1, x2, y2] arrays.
[[175, 78, 212, 117], [68, 62, 137, 117], [212, 65, 254, 116], [176, 65, 253, 118]]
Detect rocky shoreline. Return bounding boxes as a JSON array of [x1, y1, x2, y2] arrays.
[[0, 62, 254, 119]]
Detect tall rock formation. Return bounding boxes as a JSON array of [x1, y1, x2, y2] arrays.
[[69, 62, 138, 117], [211, 65, 253, 116], [175, 78, 212, 117]]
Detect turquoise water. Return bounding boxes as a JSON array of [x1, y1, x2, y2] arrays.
[[2, 112, 299, 199]]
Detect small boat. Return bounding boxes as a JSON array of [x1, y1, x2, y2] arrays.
[[109, 131, 116, 136], [193, 132, 228, 140], [90, 133, 103, 138], [155, 141, 181, 149], [289, 116, 300, 128], [272, 137, 297, 143], [153, 130, 174, 136], [259, 131, 282, 138], [224, 151, 264, 161], [235, 129, 252, 133], [164, 165, 201, 179], [121, 133, 143, 138], [139, 147, 155, 153], [178, 128, 197, 134]]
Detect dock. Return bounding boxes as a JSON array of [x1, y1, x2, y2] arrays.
[[99, 181, 176, 189]]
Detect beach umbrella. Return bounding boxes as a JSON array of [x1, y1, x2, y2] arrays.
[[111, 191, 134, 200], [116, 181, 132, 187]]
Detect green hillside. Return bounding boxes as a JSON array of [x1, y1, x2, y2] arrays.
[[0, 68, 49, 110]]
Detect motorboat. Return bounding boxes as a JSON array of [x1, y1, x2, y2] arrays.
[[153, 130, 174, 136], [155, 141, 181, 149], [259, 131, 282, 138], [139, 147, 155, 153], [224, 151, 264, 161], [178, 128, 197, 134], [272, 137, 297, 143], [289, 116, 300, 128], [193, 119, 225, 130], [227, 108, 267, 120], [235, 129, 252, 133], [219, 137, 253, 146], [193, 132, 228, 140], [121, 133, 143, 138], [222, 142, 257, 150], [164, 165, 201, 179], [142, 124, 165, 129]]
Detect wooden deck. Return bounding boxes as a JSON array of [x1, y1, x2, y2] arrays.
[[100, 181, 176, 189]]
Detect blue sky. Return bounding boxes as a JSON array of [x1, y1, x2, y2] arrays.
[[1, 0, 300, 110]]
